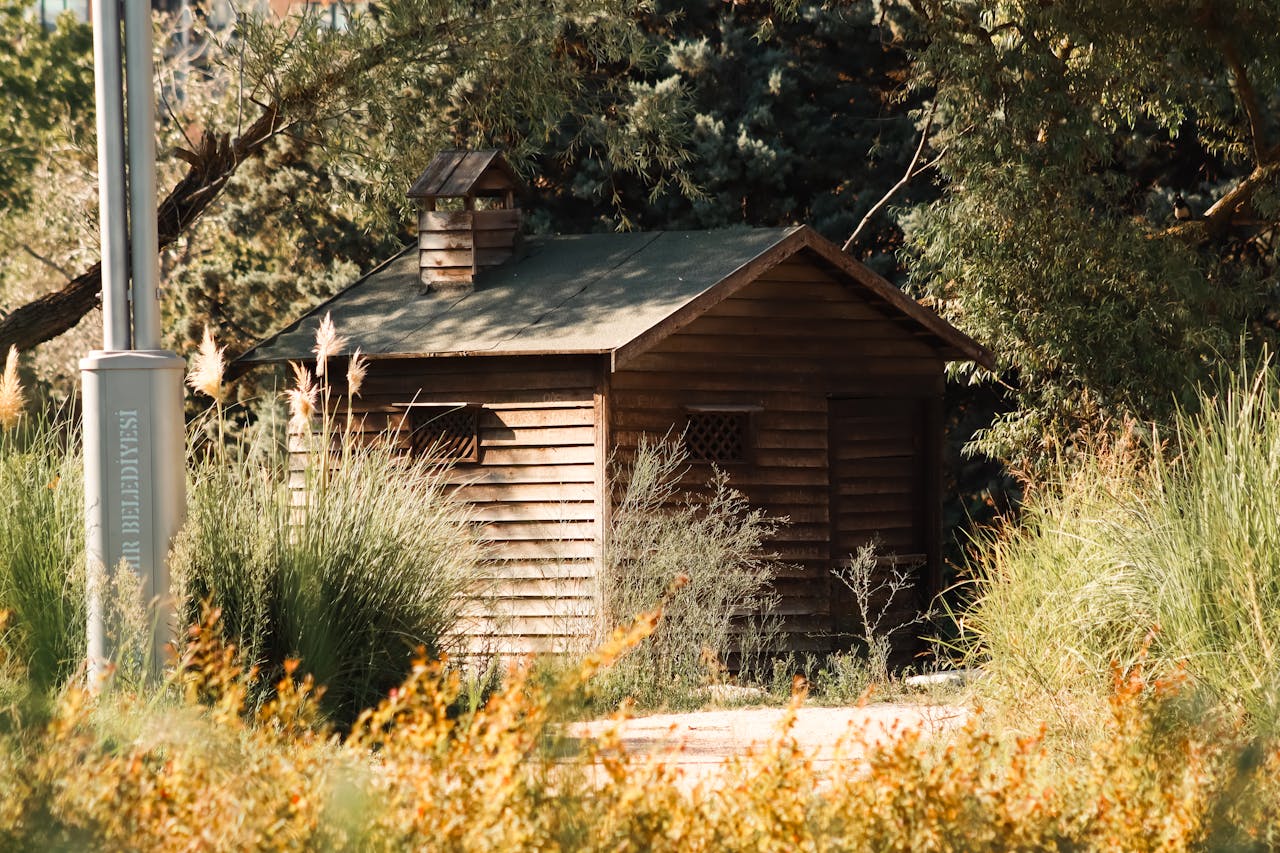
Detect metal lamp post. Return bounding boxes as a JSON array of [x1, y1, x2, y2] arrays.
[[84, 0, 186, 684]]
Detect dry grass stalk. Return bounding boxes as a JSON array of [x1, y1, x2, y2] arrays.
[[0, 345, 25, 430], [313, 312, 348, 378], [186, 325, 226, 403]]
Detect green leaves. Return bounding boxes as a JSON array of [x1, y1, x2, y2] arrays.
[[902, 0, 1280, 470], [220, 0, 688, 225], [0, 1, 94, 213]]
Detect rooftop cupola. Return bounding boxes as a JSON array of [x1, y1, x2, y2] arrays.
[[407, 149, 524, 295]]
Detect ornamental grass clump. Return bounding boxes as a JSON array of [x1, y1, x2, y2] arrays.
[[172, 322, 481, 722], [962, 358, 1280, 739], [0, 373, 84, 693]]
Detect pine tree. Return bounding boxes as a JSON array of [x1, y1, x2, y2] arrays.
[[533, 1, 927, 280]]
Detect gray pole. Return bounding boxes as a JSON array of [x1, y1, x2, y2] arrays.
[[91, 0, 130, 351], [85, 0, 187, 686], [124, 0, 162, 350]]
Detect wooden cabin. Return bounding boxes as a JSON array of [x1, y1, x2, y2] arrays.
[[238, 150, 994, 655]]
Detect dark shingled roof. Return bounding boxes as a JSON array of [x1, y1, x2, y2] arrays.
[[237, 226, 994, 369]]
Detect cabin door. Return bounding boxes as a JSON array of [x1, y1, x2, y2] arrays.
[[827, 397, 930, 641]]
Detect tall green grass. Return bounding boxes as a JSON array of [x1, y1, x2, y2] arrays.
[[172, 422, 482, 722], [963, 361, 1280, 736], [0, 418, 84, 692]]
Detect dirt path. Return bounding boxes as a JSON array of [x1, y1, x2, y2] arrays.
[[570, 702, 967, 787]]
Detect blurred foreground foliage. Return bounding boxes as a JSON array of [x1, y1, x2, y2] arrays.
[[1, 604, 1279, 851]]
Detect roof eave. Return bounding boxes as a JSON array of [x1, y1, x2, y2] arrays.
[[237, 347, 614, 367]]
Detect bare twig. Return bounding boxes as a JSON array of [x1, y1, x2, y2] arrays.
[[17, 244, 73, 281], [842, 102, 938, 253]]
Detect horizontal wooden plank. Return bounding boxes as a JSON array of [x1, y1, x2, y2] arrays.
[[831, 478, 913, 497], [669, 313, 915, 339], [610, 391, 826, 413], [469, 501, 596, 523], [478, 520, 596, 542], [473, 598, 598, 618], [762, 524, 831, 543], [479, 425, 595, 447], [833, 492, 914, 513], [612, 428, 827, 452], [448, 464, 595, 486], [458, 483, 595, 502], [621, 348, 936, 375], [612, 409, 829, 433], [647, 333, 937, 360], [355, 387, 599, 406], [419, 209, 522, 230], [360, 368, 597, 395], [832, 457, 916, 479], [833, 534, 920, 553], [478, 445, 595, 466], [710, 293, 887, 321], [477, 560, 597, 580], [737, 504, 829, 524], [334, 425, 595, 455], [834, 508, 919, 527], [484, 540, 598, 560], [767, 544, 829, 560], [753, 449, 827, 468], [482, 407, 595, 427], [758, 258, 837, 277], [420, 247, 514, 268], [418, 228, 518, 251]]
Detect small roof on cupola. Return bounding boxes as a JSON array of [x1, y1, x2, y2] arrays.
[[406, 149, 524, 199]]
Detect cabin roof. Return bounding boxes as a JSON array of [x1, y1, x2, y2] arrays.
[[406, 149, 523, 198], [237, 226, 994, 370]]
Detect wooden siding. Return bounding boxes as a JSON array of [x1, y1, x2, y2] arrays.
[[322, 355, 604, 655], [610, 256, 946, 652]]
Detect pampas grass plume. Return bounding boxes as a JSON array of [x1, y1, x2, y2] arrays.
[[313, 313, 348, 378], [286, 362, 319, 432], [186, 325, 226, 403], [346, 348, 368, 398], [0, 345, 25, 430]]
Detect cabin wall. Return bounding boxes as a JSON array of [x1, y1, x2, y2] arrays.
[[609, 255, 946, 652], [318, 355, 605, 655]]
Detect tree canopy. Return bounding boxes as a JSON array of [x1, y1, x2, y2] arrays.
[[0, 0, 695, 360], [900, 0, 1280, 468]]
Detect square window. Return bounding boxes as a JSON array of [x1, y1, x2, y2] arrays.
[[403, 404, 479, 463], [684, 408, 755, 464]]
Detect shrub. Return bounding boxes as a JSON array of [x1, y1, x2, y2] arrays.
[[596, 438, 782, 708], [3, 607, 1280, 851]]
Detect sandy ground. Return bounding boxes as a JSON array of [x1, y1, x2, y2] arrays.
[[568, 702, 967, 787]]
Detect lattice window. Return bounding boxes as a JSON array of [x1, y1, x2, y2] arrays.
[[406, 405, 479, 463], [684, 408, 754, 464]]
